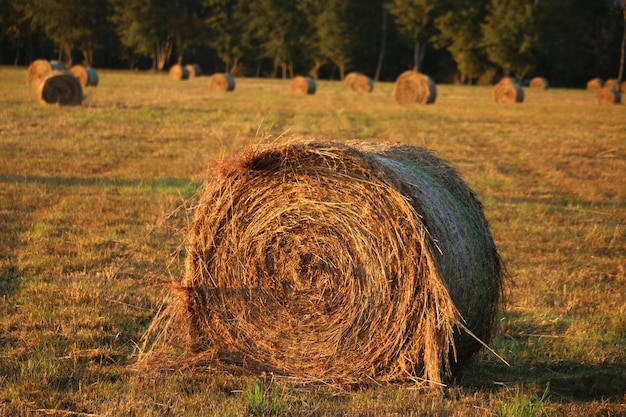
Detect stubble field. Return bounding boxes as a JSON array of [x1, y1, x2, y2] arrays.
[[0, 66, 624, 416]]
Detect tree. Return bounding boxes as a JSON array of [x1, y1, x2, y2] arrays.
[[21, 0, 109, 65], [434, 0, 489, 83], [316, 0, 353, 79], [109, 0, 194, 70], [481, 0, 539, 78], [387, 0, 438, 72], [244, 0, 315, 78]]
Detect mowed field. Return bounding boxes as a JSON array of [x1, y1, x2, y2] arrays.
[[0, 66, 624, 416]]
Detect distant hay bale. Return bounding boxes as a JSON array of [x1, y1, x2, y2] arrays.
[[493, 77, 524, 103], [185, 64, 202, 78], [595, 87, 621, 105], [393, 71, 436, 104], [26, 59, 68, 86], [209, 73, 236, 92], [345, 72, 374, 93], [604, 79, 619, 91], [38, 71, 83, 106], [586, 78, 604, 91], [138, 139, 503, 387], [529, 76, 548, 90], [169, 64, 190, 80], [290, 76, 316, 95], [70, 65, 99, 87], [621, 81, 626, 94]]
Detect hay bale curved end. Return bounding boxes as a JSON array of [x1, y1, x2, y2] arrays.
[[186, 64, 202, 78], [595, 87, 621, 105], [393, 71, 436, 104], [604, 79, 619, 91], [621, 81, 626, 94], [26, 59, 67, 86], [290, 76, 316, 95], [493, 77, 524, 103], [586, 78, 604, 91], [209, 73, 236, 92], [137, 139, 504, 387], [529, 76, 548, 90], [345, 72, 374, 93], [38, 71, 83, 106], [70, 65, 99, 87], [169, 64, 190, 80]]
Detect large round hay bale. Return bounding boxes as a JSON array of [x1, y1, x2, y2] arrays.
[[70, 65, 99, 87], [290, 76, 316, 95], [185, 64, 202, 78], [493, 77, 524, 103], [595, 87, 621, 105], [26, 59, 67, 86], [138, 139, 503, 386], [209, 73, 236, 92], [38, 71, 83, 105], [586, 78, 604, 91], [604, 78, 619, 91], [345, 72, 374, 93], [393, 71, 436, 104], [529, 76, 548, 90], [169, 64, 190, 80]]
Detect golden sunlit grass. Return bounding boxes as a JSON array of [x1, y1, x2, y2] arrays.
[[0, 66, 624, 416]]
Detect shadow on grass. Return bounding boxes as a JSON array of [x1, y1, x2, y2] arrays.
[[0, 174, 201, 194]]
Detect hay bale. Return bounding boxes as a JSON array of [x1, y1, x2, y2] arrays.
[[185, 64, 202, 78], [493, 77, 524, 103], [169, 64, 190, 80], [595, 87, 621, 104], [70, 65, 99, 87], [38, 70, 83, 105], [586, 78, 604, 91], [26, 59, 67, 86], [209, 73, 236, 92], [604, 79, 619, 91], [393, 71, 436, 105], [345, 72, 374, 93], [621, 81, 626, 94], [138, 139, 503, 386], [290, 76, 316, 95], [529, 76, 548, 90]]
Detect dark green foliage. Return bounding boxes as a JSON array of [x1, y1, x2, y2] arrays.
[[1, 0, 623, 86]]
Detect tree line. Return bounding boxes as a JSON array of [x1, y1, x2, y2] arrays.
[[1, 0, 624, 87]]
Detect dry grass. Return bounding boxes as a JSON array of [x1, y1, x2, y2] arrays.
[[0, 66, 624, 416]]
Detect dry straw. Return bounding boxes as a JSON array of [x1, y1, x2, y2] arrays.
[[186, 64, 202, 78], [493, 77, 524, 103], [38, 70, 83, 105], [529, 76, 548, 90], [290, 76, 316, 95], [26, 59, 67, 86], [209, 73, 236, 92], [393, 71, 436, 104], [604, 79, 619, 91], [345, 72, 374, 93], [70, 65, 99, 87], [138, 139, 503, 387], [169, 64, 190, 80], [595, 87, 621, 105], [586, 78, 604, 91]]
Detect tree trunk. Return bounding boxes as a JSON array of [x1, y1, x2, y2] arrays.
[[374, 8, 388, 81], [413, 40, 420, 71], [618, 7, 626, 83], [339, 63, 345, 80]]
